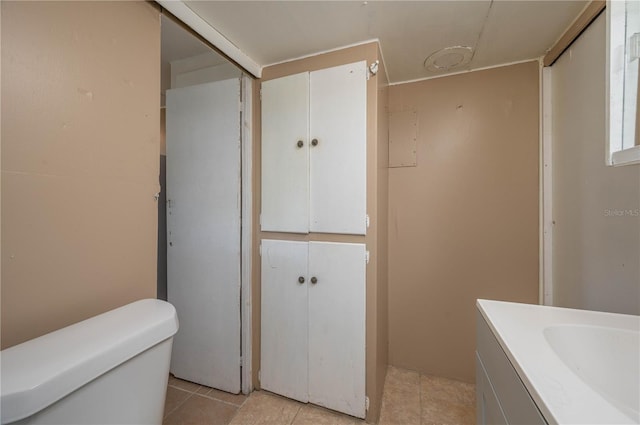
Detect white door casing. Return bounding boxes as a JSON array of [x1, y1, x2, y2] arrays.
[[166, 78, 241, 394]]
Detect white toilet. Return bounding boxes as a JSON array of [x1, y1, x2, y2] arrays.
[[0, 299, 179, 425]]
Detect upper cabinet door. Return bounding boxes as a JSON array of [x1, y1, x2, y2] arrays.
[[261, 72, 310, 233], [261, 61, 367, 235], [309, 61, 367, 235]]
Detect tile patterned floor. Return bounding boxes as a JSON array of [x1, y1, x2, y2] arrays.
[[163, 366, 475, 425], [379, 367, 475, 425], [164, 375, 248, 425]]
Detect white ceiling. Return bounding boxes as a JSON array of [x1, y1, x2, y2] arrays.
[[183, 0, 588, 84]]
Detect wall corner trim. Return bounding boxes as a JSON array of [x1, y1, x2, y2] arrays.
[[262, 39, 381, 71], [541, 67, 553, 306], [543, 0, 605, 67]]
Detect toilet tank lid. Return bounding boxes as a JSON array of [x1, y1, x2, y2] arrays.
[[0, 299, 178, 424]]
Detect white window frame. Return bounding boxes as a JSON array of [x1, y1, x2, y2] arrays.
[[607, 0, 640, 166]]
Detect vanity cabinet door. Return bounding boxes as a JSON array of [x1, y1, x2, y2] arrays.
[[476, 312, 547, 425], [476, 352, 508, 425]]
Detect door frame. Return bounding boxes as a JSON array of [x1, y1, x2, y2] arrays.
[[159, 4, 255, 393], [161, 16, 254, 394], [540, 64, 553, 306], [241, 74, 253, 394]]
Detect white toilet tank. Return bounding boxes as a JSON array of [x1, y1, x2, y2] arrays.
[[0, 299, 179, 425]]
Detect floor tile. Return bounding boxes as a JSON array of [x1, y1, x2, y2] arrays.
[[198, 386, 249, 406], [164, 367, 477, 425], [163, 394, 237, 425], [420, 374, 475, 405], [229, 391, 302, 425], [421, 398, 475, 425], [291, 404, 364, 425], [164, 387, 192, 417], [378, 366, 421, 425], [419, 373, 476, 425], [169, 375, 202, 393]]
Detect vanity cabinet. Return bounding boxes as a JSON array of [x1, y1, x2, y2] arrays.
[[476, 311, 547, 425], [260, 61, 367, 235], [260, 239, 366, 418]]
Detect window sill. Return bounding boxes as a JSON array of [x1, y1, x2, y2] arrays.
[[611, 145, 640, 166]]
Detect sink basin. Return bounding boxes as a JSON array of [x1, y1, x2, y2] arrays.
[[544, 324, 640, 423]]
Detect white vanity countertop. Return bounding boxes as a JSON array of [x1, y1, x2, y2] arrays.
[[477, 299, 640, 425]]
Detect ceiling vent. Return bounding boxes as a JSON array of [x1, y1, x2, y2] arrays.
[[424, 46, 473, 72]]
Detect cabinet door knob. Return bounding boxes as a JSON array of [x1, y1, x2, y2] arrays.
[[298, 276, 305, 284], [297, 140, 304, 148], [311, 138, 318, 147], [310, 277, 318, 284]]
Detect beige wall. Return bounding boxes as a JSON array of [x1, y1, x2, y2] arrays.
[[388, 61, 540, 383], [551, 14, 640, 314], [1, 1, 160, 348], [254, 43, 388, 422]]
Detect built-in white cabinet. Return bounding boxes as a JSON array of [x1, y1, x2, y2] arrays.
[[476, 311, 547, 425], [261, 61, 367, 235], [260, 239, 366, 418]]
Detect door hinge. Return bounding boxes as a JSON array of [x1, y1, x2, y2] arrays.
[[366, 214, 370, 228], [239, 355, 243, 366], [365, 396, 370, 411], [260, 88, 262, 101], [259, 242, 262, 257], [366, 60, 379, 81], [365, 251, 370, 265], [631, 32, 640, 61], [258, 370, 261, 383]]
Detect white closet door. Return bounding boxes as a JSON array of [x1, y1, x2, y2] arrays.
[[260, 239, 309, 402], [166, 79, 241, 394], [309, 61, 367, 235], [308, 241, 366, 418], [261, 73, 309, 233]]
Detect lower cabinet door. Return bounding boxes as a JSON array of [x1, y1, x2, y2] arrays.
[[308, 241, 366, 418], [260, 239, 309, 402], [260, 239, 366, 418]]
